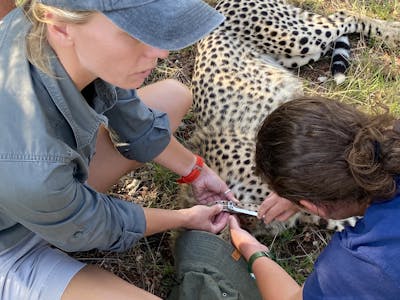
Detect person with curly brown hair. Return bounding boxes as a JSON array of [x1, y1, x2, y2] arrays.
[[235, 97, 400, 299]]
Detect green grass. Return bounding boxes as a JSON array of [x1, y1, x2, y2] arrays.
[[348, 0, 400, 20], [292, 0, 399, 19], [256, 225, 332, 284], [303, 44, 400, 115]]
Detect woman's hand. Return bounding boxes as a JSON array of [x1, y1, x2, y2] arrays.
[[191, 164, 238, 204], [143, 204, 228, 236], [258, 192, 300, 224], [182, 204, 229, 234], [229, 215, 268, 260]]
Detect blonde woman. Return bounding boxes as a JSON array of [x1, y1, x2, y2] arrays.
[[0, 1, 235, 299]]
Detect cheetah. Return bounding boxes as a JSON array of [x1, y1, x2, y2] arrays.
[[178, 0, 400, 236]]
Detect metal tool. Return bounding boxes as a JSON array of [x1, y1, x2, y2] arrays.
[[214, 200, 258, 217], [226, 201, 258, 217]]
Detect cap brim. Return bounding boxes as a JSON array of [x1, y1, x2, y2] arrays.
[[173, 230, 262, 299], [104, 0, 224, 50]]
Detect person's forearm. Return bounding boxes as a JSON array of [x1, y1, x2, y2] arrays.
[[230, 215, 303, 300], [153, 136, 196, 176], [142, 207, 189, 236], [240, 243, 302, 300], [252, 257, 302, 300]]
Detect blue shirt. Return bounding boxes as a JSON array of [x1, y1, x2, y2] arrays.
[[0, 8, 171, 252], [304, 193, 400, 299]]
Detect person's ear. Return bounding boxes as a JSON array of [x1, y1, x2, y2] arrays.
[[45, 13, 73, 46], [299, 200, 328, 218]]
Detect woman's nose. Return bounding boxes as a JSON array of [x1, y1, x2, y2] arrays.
[[146, 45, 169, 59]]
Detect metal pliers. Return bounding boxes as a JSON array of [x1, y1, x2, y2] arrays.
[[215, 200, 258, 217]]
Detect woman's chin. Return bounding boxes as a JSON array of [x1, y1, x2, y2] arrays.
[[114, 80, 144, 90]]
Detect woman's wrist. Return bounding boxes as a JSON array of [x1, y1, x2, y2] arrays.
[[247, 250, 272, 277], [177, 208, 192, 228], [242, 244, 269, 261], [183, 155, 198, 176], [177, 155, 204, 184]]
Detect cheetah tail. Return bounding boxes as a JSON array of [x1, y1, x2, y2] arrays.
[[330, 35, 351, 85]]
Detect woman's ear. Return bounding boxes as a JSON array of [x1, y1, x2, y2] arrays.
[[45, 13, 73, 46], [299, 200, 328, 218], [47, 23, 73, 46]]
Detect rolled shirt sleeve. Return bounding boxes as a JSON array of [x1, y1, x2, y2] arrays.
[[0, 159, 146, 253], [103, 86, 171, 163]]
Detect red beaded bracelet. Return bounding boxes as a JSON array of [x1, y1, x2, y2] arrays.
[[177, 155, 204, 184]]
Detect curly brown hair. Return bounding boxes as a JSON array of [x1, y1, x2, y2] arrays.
[[255, 96, 400, 207]]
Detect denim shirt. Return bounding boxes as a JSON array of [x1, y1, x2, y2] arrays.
[[0, 9, 171, 252]]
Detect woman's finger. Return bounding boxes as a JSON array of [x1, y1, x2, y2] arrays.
[[228, 214, 241, 229], [258, 193, 278, 218], [211, 212, 229, 233], [224, 190, 240, 204], [274, 209, 298, 222]]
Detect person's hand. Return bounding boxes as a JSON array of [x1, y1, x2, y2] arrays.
[[229, 215, 268, 260], [191, 164, 238, 204], [258, 192, 300, 224], [183, 204, 229, 234]]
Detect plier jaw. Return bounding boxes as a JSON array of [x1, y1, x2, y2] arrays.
[[215, 200, 258, 217]]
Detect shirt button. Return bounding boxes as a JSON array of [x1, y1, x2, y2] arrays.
[[73, 231, 83, 238], [222, 292, 228, 297]]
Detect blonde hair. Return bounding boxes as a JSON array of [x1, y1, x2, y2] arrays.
[[17, 0, 94, 74]]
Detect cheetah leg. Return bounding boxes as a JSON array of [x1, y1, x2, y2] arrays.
[[277, 11, 399, 68], [328, 11, 400, 49]]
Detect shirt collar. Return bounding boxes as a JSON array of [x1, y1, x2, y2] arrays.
[[36, 46, 111, 149]]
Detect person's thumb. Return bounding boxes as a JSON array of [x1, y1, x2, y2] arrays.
[[210, 204, 224, 215], [211, 212, 229, 233], [228, 215, 240, 229]]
